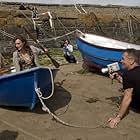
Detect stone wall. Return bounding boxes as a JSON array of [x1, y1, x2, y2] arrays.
[[0, 3, 140, 54]]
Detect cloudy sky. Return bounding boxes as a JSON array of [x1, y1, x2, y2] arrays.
[[1, 0, 140, 6]]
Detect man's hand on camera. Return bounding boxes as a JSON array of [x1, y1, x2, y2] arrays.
[[109, 72, 118, 79], [109, 72, 122, 83]]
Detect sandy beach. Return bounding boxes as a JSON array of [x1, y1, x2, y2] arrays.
[[0, 61, 140, 140]]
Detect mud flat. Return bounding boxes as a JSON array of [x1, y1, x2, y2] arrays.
[[0, 61, 140, 140]]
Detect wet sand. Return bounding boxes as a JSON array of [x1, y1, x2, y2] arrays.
[[0, 62, 140, 140]]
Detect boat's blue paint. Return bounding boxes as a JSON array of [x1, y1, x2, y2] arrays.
[[0, 66, 58, 110], [76, 31, 140, 70], [77, 38, 123, 67]]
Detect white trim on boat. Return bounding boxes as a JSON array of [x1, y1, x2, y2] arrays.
[[77, 31, 140, 50]]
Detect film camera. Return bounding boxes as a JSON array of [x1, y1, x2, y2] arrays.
[[101, 62, 120, 74]]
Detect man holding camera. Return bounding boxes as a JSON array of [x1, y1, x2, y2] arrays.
[[107, 49, 140, 128]]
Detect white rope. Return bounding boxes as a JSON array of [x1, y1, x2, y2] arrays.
[[74, 5, 82, 14], [35, 67, 108, 129], [32, 18, 37, 30], [27, 30, 76, 43], [73, 4, 87, 14], [20, 10, 56, 39], [32, 11, 53, 30], [129, 19, 133, 36], [75, 29, 85, 37], [80, 5, 87, 14], [20, 10, 38, 32], [36, 67, 54, 100], [39, 30, 76, 42], [55, 15, 71, 33], [47, 11, 53, 29], [19, 10, 33, 24], [31, 11, 54, 29], [54, 14, 72, 40], [35, 87, 108, 129], [20, 10, 75, 43], [128, 20, 133, 37], [37, 12, 47, 16]]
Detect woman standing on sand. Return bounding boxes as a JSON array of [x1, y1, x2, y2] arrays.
[[13, 35, 48, 72]]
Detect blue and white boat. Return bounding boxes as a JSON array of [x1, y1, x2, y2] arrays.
[[0, 66, 58, 110], [76, 30, 140, 71]]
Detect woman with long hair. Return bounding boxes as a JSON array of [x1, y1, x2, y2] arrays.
[[13, 35, 48, 72]]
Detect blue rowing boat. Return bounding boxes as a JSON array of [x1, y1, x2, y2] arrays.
[[0, 66, 58, 110], [76, 30, 140, 71]]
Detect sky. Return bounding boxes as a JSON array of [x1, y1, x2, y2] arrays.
[[1, 0, 140, 7]]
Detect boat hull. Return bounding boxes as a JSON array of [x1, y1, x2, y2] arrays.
[[76, 31, 140, 71], [0, 67, 58, 110]]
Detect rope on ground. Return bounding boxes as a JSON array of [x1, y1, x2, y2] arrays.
[[35, 88, 108, 129], [35, 68, 109, 129]]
